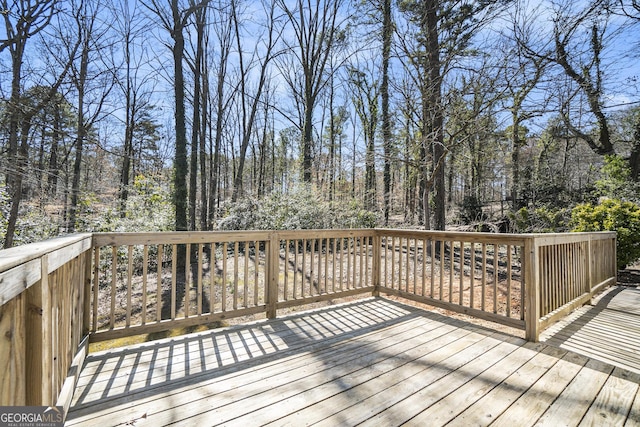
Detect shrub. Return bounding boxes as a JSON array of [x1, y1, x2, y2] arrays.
[[595, 155, 640, 203], [571, 199, 640, 269], [217, 186, 378, 231], [509, 206, 571, 233]]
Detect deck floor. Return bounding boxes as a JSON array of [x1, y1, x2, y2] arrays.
[[66, 295, 640, 426], [541, 285, 640, 375]]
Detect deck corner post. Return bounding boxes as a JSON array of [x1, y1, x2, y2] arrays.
[[40, 254, 54, 405], [524, 236, 540, 342], [372, 231, 381, 297], [266, 233, 279, 319]]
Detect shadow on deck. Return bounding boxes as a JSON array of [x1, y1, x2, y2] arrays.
[[66, 296, 640, 426], [541, 285, 640, 375]]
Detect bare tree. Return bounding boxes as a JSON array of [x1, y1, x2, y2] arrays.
[[67, 0, 115, 232], [111, 0, 157, 218], [208, 0, 234, 226], [142, 0, 208, 233], [347, 64, 378, 211], [1, 0, 79, 248], [230, 0, 280, 201], [276, 0, 349, 183], [505, 2, 551, 208], [397, 0, 506, 230]]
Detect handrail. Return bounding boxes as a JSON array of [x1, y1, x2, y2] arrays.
[[375, 229, 528, 330], [0, 228, 617, 411], [0, 233, 93, 411]]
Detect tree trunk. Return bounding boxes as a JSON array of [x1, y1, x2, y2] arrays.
[[172, 1, 189, 234], [68, 34, 90, 233], [381, 0, 392, 225], [426, 0, 445, 231], [4, 120, 31, 248]]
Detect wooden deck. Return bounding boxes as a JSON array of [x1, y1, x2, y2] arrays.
[[66, 296, 640, 427], [541, 286, 640, 375]]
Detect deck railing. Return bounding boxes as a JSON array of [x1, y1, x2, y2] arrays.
[[0, 234, 92, 410], [0, 228, 616, 409]]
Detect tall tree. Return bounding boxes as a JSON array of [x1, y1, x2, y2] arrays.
[[348, 65, 379, 211], [1, 0, 79, 248], [208, 1, 234, 226], [504, 3, 550, 209], [276, 0, 348, 183], [398, 0, 506, 230], [142, 0, 208, 232], [113, 0, 157, 218], [552, 1, 614, 156], [67, 0, 115, 232], [380, 0, 393, 224], [187, 0, 206, 230], [230, 0, 280, 201]]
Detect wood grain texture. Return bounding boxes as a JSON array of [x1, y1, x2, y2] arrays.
[[66, 297, 640, 427], [541, 286, 640, 375]]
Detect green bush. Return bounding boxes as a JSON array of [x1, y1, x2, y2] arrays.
[[595, 155, 640, 203], [571, 199, 640, 269], [95, 174, 174, 233], [509, 206, 571, 233]]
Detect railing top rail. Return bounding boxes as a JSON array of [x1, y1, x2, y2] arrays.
[[374, 228, 530, 245], [274, 229, 376, 240], [0, 233, 92, 306], [92, 230, 274, 247], [0, 233, 92, 274], [91, 229, 617, 248], [92, 229, 378, 247], [528, 231, 616, 247]]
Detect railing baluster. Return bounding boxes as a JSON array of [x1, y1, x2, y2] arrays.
[[325, 238, 329, 293], [284, 239, 289, 301], [214, 242, 219, 313], [507, 244, 512, 318], [332, 238, 337, 293], [293, 240, 298, 299], [197, 243, 203, 316], [428, 239, 434, 298], [92, 247, 99, 332], [185, 243, 191, 318], [449, 240, 454, 304], [254, 241, 259, 307], [222, 242, 227, 312], [142, 245, 148, 325], [126, 245, 133, 327], [481, 243, 486, 312], [302, 239, 307, 297], [110, 246, 117, 329], [470, 242, 475, 310], [233, 241, 239, 310], [171, 244, 177, 320], [157, 244, 163, 322], [244, 242, 249, 308]]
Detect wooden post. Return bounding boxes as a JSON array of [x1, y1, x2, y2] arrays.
[[587, 234, 593, 295], [372, 232, 380, 297], [1, 293, 26, 405], [266, 233, 279, 319], [524, 237, 540, 342], [40, 254, 53, 405]]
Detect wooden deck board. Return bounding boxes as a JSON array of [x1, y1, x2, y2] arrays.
[[541, 286, 640, 375], [66, 296, 640, 427]]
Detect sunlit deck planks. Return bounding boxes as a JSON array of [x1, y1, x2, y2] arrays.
[[65, 297, 640, 426], [541, 285, 640, 375]]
